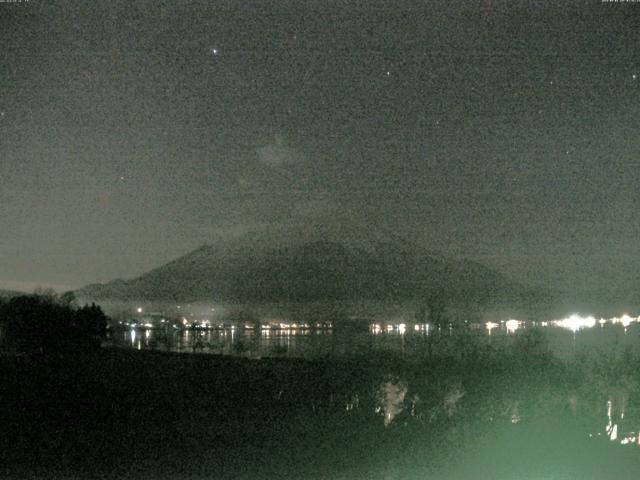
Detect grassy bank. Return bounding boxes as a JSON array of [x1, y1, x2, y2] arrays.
[[2, 333, 640, 479]]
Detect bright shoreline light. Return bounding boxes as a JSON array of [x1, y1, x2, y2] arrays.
[[612, 314, 636, 328], [505, 319, 520, 333], [556, 314, 596, 332], [485, 321, 498, 334]]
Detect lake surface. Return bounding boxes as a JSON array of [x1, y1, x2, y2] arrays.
[[109, 314, 640, 362]]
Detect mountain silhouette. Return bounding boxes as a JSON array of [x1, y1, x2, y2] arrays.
[[77, 240, 547, 312]]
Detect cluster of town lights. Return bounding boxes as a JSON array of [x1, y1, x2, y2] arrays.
[[553, 313, 639, 332], [371, 323, 429, 335], [482, 313, 640, 334], [130, 305, 639, 335], [370, 315, 639, 336]]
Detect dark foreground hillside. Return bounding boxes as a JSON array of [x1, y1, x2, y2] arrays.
[[2, 340, 640, 479]]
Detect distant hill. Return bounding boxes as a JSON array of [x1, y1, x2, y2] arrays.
[[77, 240, 549, 312]]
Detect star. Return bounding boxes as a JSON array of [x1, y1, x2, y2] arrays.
[[211, 47, 219, 55], [633, 74, 637, 80]]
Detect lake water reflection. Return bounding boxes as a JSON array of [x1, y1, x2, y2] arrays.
[[109, 314, 640, 362]]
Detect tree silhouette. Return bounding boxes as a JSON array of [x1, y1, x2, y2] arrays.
[[74, 303, 108, 343], [425, 288, 447, 327], [0, 294, 108, 353]]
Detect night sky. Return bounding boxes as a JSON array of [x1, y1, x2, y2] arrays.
[[1, 1, 640, 301]]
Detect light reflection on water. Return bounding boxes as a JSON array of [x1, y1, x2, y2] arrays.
[[109, 317, 640, 362]]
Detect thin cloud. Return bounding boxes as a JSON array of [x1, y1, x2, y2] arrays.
[[256, 134, 305, 168]]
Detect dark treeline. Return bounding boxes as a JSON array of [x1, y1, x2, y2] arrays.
[[0, 291, 108, 353]]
